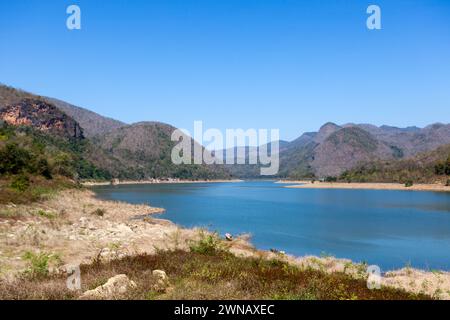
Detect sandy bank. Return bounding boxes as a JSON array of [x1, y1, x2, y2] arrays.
[[82, 179, 243, 187], [278, 181, 450, 193]]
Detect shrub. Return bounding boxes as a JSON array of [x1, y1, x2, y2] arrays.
[[325, 176, 337, 182], [91, 208, 106, 217], [10, 174, 30, 192], [446, 179, 450, 187], [435, 163, 445, 175], [189, 231, 223, 255], [36, 158, 52, 179], [36, 210, 56, 219], [0, 143, 32, 175], [22, 251, 60, 279], [446, 157, 450, 175], [404, 180, 414, 188], [435, 156, 450, 176]]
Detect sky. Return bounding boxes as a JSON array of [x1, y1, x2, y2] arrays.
[[0, 0, 449, 141]]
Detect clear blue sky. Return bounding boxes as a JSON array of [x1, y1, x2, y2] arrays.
[[1, 0, 449, 141]]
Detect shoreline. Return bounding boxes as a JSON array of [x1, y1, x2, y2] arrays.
[[1, 189, 450, 299], [82, 179, 243, 187], [277, 180, 450, 193]]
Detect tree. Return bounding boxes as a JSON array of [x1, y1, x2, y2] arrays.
[[446, 156, 450, 175], [0, 143, 32, 175]]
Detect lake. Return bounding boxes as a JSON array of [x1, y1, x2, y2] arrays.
[[92, 181, 450, 271]]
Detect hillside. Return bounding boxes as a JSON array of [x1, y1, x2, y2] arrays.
[[95, 122, 231, 179], [2, 84, 450, 182], [352, 122, 450, 157], [0, 85, 37, 107], [311, 126, 393, 177], [0, 85, 231, 180], [0, 99, 84, 140], [277, 122, 450, 179], [0, 85, 126, 138], [46, 97, 126, 137], [340, 144, 450, 184], [0, 122, 111, 204]]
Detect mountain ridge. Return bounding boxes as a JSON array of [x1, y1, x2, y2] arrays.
[[1, 84, 449, 181]]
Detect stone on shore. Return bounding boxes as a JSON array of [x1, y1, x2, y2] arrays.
[[152, 270, 170, 292], [79, 274, 136, 300]]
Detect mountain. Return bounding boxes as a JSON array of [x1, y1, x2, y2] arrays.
[[313, 122, 341, 144], [94, 121, 231, 179], [0, 99, 84, 140], [352, 122, 450, 157], [0, 85, 230, 180], [0, 97, 118, 180], [0, 85, 37, 107], [279, 122, 450, 179], [311, 126, 393, 177], [0, 85, 126, 138], [2, 84, 449, 181], [220, 141, 289, 178], [340, 143, 450, 184], [199, 121, 450, 179], [46, 97, 126, 137], [288, 132, 316, 150]]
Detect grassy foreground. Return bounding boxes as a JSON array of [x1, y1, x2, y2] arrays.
[[0, 247, 431, 300]]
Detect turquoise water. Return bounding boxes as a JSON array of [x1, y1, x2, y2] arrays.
[[92, 181, 450, 271]]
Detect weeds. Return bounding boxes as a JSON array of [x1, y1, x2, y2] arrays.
[[36, 209, 56, 219], [0, 250, 432, 300], [0, 208, 23, 219], [10, 174, 30, 192], [189, 230, 224, 255], [90, 208, 106, 217], [22, 251, 61, 279], [320, 251, 334, 258]]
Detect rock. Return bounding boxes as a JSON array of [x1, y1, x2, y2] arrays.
[[225, 233, 233, 241], [153, 270, 168, 280], [100, 248, 111, 258], [79, 217, 88, 228], [79, 274, 136, 300], [152, 270, 170, 293]]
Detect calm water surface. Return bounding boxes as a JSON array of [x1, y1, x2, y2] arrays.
[[92, 181, 450, 271]]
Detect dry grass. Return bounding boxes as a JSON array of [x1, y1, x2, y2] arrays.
[[0, 176, 75, 208], [0, 249, 431, 300]]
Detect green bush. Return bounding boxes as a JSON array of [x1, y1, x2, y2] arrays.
[[36, 210, 56, 219], [10, 174, 30, 192], [435, 156, 450, 176], [0, 143, 32, 175], [190, 231, 223, 255], [325, 176, 337, 182], [446, 179, 450, 187], [36, 158, 52, 179], [404, 180, 414, 188], [22, 251, 60, 279]]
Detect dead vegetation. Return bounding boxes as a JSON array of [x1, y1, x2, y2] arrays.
[[0, 246, 431, 300]]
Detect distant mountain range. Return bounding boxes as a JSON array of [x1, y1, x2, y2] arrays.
[[1, 84, 449, 182], [278, 121, 450, 178]]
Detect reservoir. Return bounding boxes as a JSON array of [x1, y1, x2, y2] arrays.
[[92, 181, 450, 271]]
